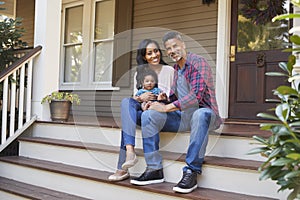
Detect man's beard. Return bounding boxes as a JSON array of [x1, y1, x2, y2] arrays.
[[169, 54, 182, 62]]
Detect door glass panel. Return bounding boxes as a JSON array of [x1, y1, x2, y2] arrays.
[[237, 0, 290, 52]]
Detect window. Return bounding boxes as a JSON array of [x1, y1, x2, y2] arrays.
[[63, 5, 83, 83], [93, 0, 114, 83], [61, 0, 116, 90]]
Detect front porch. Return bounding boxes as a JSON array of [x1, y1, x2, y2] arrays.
[[0, 114, 289, 199]]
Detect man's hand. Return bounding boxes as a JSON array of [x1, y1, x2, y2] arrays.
[[148, 102, 167, 112], [149, 102, 179, 112]]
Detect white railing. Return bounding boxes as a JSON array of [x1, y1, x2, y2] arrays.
[[0, 46, 42, 152]]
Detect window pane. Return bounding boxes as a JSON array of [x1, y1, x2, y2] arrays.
[[95, 0, 114, 40], [94, 42, 113, 82], [237, 1, 290, 52], [65, 5, 83, 44], [64, 45, 82, 82]]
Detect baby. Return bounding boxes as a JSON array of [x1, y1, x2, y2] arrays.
[[135, 70, 167, 110]]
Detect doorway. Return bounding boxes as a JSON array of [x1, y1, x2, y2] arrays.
[[229, 0, 291, 119]]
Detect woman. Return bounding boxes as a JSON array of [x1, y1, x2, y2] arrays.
[[108, 39, 174, 181]]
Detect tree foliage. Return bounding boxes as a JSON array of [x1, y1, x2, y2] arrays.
[[0, 17, 27, 72]]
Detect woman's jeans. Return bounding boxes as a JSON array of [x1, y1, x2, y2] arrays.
[[117, 98, 142, 170], [141, 107, 217, 174]]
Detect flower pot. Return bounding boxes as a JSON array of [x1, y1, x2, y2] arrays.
[[49, 100, 71, 122]]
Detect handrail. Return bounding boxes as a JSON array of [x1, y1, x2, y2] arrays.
[[0, 46, 42, 82], [0, 45, 42, 152]]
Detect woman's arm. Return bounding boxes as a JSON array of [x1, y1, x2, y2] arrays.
[[134, 92, 157, 102]]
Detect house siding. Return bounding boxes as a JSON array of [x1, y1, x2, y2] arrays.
[[0, 0, 15, 18], [16, 0, 35, 47], [72, 0, 218, 118]]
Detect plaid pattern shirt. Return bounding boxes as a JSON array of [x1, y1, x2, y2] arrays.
[[169, 52, 221, 126]]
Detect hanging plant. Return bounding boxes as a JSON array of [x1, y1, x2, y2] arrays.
[[240, 0, 286, 25]]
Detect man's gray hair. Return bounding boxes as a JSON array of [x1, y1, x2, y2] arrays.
[[162, 31, 184, 44]]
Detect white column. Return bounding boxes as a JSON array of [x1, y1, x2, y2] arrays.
[[32, 0, 62, 121], [215, 0, 231, 119]]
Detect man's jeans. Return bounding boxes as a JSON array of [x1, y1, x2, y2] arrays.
[[141, 107, 217, 173], [117, 98, 142, 170]]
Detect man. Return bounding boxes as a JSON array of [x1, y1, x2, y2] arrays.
[[130, 31, 221, 194]]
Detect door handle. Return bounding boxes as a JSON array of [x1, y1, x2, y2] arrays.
[[229, 45, 235, 62], [256, 53, 266, 67]]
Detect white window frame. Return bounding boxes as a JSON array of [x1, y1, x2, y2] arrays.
[[60, 0, 118, 90]]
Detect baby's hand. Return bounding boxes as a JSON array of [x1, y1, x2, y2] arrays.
[[157, 93, 167, 101]]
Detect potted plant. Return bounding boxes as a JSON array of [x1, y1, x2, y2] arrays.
[[41, 91, 80, 122]]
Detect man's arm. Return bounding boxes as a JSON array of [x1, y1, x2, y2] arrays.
[[148, 102, 179, 112]]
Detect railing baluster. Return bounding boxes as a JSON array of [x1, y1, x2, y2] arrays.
[[9, 72, 17, 136], [1, 78, 9, 144], [26, 61, 33, 122], [0, 46, 42, 152], [18, 65, 25, 129]]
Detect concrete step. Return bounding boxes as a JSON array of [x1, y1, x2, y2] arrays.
[[18, 136, 288, 199], [29, 122, 266, 162], [0, 156, 277, 200], [0, 176, 90, 200]]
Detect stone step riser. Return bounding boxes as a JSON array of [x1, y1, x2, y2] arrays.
[[0, 161, 181, 200], [30, 123, 264, 161], [0, 191, 29, 200], [19, 140, 286, 199]]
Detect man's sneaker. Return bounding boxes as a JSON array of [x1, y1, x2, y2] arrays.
[[130, 168, 164, 185], [173, 169, 198, 193]]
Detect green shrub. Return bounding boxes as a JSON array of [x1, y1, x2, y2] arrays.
[[249, 1, 300, 199]]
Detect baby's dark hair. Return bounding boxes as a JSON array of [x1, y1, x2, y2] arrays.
[[140, 69, 158, 89]]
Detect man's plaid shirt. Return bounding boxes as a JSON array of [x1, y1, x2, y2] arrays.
[[169, 52, 221, 127]]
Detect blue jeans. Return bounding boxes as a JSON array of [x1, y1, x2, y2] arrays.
[[141, 107, 217, 173], [117, 98, 143, 170]]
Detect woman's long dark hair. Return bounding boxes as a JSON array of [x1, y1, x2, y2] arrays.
[[135, 39, 167, 90]]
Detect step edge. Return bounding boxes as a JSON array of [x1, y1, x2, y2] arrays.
[[19, 137, 262, 171], [0, 156, 275, 200]]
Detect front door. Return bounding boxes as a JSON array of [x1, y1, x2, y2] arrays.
[[229, 0, 291, 119]]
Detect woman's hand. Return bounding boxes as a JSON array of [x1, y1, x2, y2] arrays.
[[139, 92, 157, 102]]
